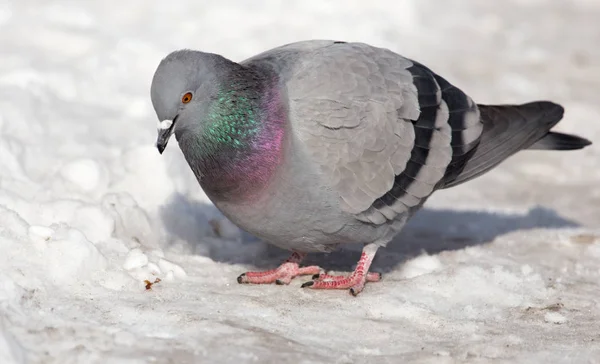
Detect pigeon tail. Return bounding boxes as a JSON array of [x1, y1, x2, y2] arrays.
[[442, 101, 592, 188]]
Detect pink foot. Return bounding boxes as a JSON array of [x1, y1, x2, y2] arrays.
[[311, 271, 382, 283], [301, 244, 380, 296], [237, 252, 321, 285]]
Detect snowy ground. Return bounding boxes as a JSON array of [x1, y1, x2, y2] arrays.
[[1, 0, 599, 363]]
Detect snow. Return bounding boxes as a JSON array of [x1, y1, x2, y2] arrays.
[[544, 311, 568, 325], [1, 0, 599, 362]]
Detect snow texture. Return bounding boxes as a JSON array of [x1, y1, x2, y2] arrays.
[[0, 0, 599, 363]]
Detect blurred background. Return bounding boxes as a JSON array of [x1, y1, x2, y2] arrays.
[[0, 0, 599, 362]]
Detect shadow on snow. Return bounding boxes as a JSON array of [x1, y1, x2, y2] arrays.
[[159, 192, 579, 273]]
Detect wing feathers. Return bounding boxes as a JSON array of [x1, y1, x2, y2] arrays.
[[268, 42, 482, 224], [245, 40, 589, 229]]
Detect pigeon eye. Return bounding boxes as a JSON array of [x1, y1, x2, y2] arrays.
[[181, 92, 193, 104]]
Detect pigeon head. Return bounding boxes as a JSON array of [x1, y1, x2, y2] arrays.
[[150, 49, 235, 154]]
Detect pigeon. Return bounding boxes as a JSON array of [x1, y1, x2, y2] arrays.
[[151, 40, 591, 296]]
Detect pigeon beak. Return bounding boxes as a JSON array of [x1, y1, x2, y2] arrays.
[[156, 116, 177, 154]]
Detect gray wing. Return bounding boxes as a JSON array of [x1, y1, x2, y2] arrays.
[[247, 41, 484, 224]]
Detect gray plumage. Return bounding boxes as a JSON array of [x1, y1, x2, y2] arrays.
[[151, 40, 591, 256]]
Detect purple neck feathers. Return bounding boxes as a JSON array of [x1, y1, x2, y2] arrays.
[[180, 77, 287, 202]]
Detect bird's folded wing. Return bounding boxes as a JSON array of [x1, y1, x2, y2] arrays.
[[256, 42, 483, 225]]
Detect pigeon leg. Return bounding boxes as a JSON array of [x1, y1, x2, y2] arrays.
[[301, 243, 380, 296], [237, 252, 321, 285]]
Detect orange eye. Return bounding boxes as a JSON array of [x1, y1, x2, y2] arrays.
[[181, 92, 193, 104]]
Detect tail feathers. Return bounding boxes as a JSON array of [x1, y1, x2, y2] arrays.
[[442, 101, 591, 189], [529, 131, 591, 150]]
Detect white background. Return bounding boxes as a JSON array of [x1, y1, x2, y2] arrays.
[[0, 0, 599, 363]]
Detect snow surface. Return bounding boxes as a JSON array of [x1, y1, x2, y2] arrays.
[[1, 0, 600, 363]]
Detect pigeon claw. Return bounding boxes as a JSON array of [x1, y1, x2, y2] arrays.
[[237, 262, 321, 285], [301, 271, 382, 296], [301, 281, 314, 288]]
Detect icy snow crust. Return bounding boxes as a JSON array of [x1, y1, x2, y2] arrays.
[[1, 0, 599, 363]]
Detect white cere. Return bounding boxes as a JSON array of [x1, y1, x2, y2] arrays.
[[157, 119, 173, 130]]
